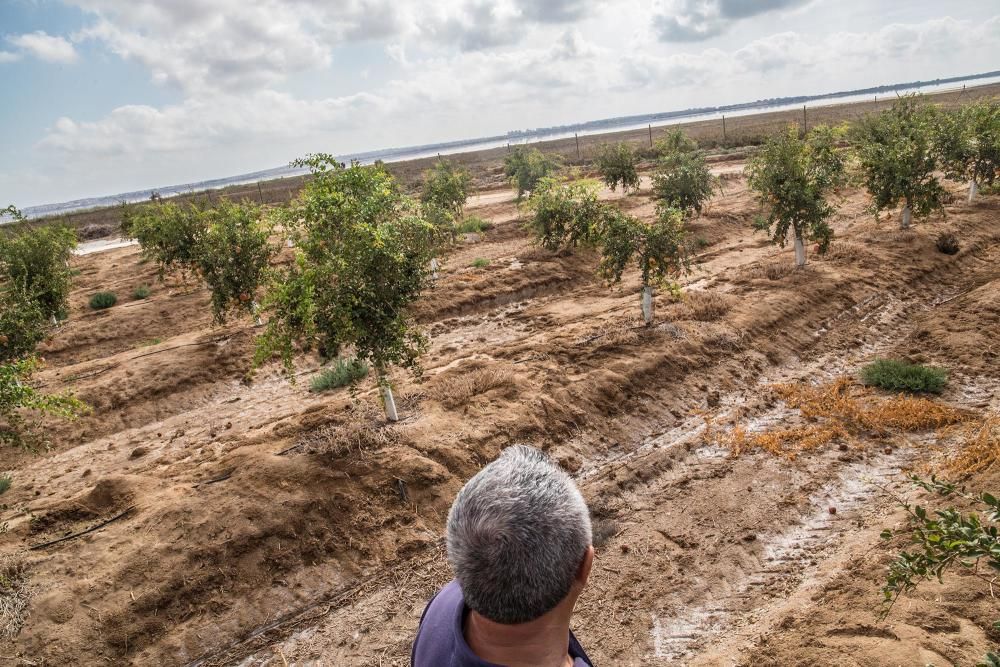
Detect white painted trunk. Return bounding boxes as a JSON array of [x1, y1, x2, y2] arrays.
[[641, 285, 654, 325], [794, 234, 806, 267], [900, 205, 912, 230], [430, 257, 439, 280], [968, 179, 978, 204], [381, 385, 399, 422]]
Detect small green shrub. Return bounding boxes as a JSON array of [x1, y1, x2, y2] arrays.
[[471, 257, 490, 269], [456, 216, 493, 234], [861, 359, 947, 393], [88, 292, 117, 310], [132, 285, 151, 299], [935, 232, 960, 255], [309, 358, 369, 392], [0, 474, 10, 495]]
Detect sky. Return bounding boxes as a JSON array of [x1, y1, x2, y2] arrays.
[[1, 0, 999, 208]]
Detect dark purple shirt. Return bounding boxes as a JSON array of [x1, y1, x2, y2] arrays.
[[412, 580, 593, 667]]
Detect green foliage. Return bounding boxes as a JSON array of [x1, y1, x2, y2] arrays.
[[121, 201, 206, 278], [597, 206, 690, 288], [652, 151, 716, 216], [195, 200, 274, 324], [934, 99, 1000, 188], [0, 210, 77, 320], [471, 257, 490, 268], [861, 359, 947, 394], [654, 129, 698, 158], [525, 177, 607, 252], [132, 284, 151, 300], [0, 287, 47, 363], [853, 96, 946, 222], [421, 160, 472, 220], [456, 216, 493, 234], [88, 291, 117, 310], [504, 147, 560, 200], [0, 356, 86, 446], [309, 357, 369, 392], [746, 125, 846, 259], [0, 474, 9, 495], [595, 143, 640, 193], [255, 156, 436, 385], [880, 476, 1000, 621]]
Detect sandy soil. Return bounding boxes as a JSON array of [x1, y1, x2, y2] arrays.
[[1, 158, 998, 667]]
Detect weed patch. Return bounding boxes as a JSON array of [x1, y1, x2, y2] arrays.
[[88, 291, 117, 310], [0, 474, 9, 495], [456, 216, 493, 234], [470, 257, 490, 269], [310, 358, 369, 392], [861, 359, 947, 394], [132, 285, 151, 299]]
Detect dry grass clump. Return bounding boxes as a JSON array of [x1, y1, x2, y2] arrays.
[[941, 416, 1000, 477], [676, 291, 735, 322], [0, 553, 31, 641], [574, 322, 640, 348], [295, 401, 398, 457], [741, 261, 795, 282], [435, 366, 514, 409], [719, 378, 973, 459]]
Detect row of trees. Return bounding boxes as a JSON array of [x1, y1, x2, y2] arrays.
[[582, 97, 1000, 268], [0, 207, 86, 444]]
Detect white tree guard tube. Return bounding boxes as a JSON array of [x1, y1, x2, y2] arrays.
[[641, 285, 654, 325], [430, 257, 439, 280], [901, 205, 912, 230], [382, 385, 399, 422], [251, 301, 262, 326], [969, 180, 978, 204], [794, 234, 806, 267]]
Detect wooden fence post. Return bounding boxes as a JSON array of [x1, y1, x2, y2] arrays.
[[722, 115, 727, 142], [575, 133, 580, 160], [257, 182, 264, 204], [648, 124, 653, 148]]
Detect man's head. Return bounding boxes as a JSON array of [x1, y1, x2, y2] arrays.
[[446, 444, 593, 625]]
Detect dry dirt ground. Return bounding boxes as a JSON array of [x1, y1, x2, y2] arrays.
[[2, 159, 999, 666]]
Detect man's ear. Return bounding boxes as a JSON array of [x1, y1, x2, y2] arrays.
[[576, 545, 595, 586]]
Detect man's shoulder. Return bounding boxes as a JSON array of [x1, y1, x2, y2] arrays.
[[412, 580, 463, 666]]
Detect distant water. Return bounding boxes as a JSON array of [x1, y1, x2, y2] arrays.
[[10, 72, 1000, 222]]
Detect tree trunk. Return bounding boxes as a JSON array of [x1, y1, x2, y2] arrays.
[[900, 204, 912, 230], [381, 384, 399, 422], [968, 179, 978, 204], [641, 285, 654, 325], [430, 257, 439, 281], [793, 232, 806, 267]]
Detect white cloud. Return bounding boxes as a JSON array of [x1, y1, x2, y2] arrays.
[[653, 0, 811, 42], [38, 15, 1000, 161], [0, 51, 22, 63], [40, 90, 382, 155], [8, 31, 79, 64]]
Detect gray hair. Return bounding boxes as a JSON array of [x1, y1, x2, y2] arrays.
[[446, 444, 592, 624]]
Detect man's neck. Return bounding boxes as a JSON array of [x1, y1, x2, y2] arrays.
[[465, 607, 573, 667]]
